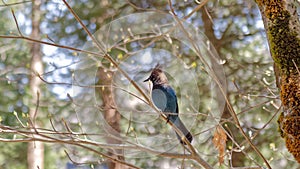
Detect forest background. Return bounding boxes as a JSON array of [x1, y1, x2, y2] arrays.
[[0, 0, 299, 169]]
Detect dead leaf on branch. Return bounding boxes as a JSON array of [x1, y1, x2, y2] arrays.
[[213, 126, 227, 165]]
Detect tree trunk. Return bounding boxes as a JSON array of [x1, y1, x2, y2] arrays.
[[98, 67, 126, 169], [256, 0, 300, 163], [27, 0, 44, 168]]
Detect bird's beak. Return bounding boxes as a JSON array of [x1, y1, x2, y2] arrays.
[[143, 77, 150, 82]]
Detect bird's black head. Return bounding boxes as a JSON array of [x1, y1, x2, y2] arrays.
[[144, 66, 168, 85]]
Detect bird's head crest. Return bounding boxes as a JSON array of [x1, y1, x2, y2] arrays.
[[144, 64, 168, 85]]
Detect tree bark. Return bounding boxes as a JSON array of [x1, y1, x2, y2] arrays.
[[98, 67, 126, 169], [256, 0, 300, 163], [27, 0, 44, 168]]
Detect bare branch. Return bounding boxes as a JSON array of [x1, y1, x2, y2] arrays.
[[183, 0, 209, 19], [11, 9, 23, 36]]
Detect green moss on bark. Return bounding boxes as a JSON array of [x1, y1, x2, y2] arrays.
[[268, 10, 300, 74], [257, 0, 300, 163], [257, 0, 300, 74]]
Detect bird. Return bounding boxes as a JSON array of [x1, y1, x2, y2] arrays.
[[144, 66, 193, 145]]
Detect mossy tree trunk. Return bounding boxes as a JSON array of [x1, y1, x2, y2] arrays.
[[256, 0, 300, 163]]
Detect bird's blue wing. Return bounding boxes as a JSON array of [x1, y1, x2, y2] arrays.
[[152, 85, 178, 114], [151, 87, 167, 111], [162, 85, 179, 123], [165, 85, 178, 112]]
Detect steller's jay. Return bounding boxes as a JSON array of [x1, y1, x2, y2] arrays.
[[144, 67, 193, 145]]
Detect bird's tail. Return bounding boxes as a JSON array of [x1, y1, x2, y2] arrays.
[[173, 117, 193, 145]]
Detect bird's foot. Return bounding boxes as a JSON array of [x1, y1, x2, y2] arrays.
[[166, 115, 170, 123]]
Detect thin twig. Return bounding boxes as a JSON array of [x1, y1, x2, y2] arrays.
[[240, 104, 282, 146], [49, 117, 57, 132], [33, 91, 40, 125], [183, 0, 209, 19], [11, 9, 23, 36], [13, 111, 26, 127], [64, 150, 102, 166]]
